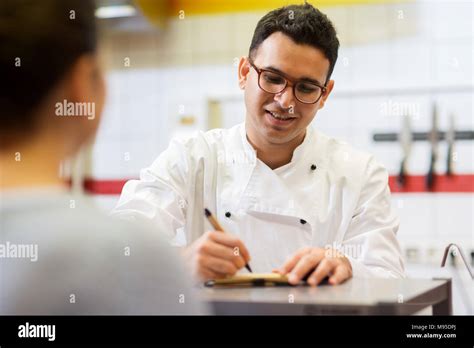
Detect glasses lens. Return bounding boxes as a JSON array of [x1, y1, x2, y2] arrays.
[[259, 71, 286, 94], [295, 82, 322, 104]]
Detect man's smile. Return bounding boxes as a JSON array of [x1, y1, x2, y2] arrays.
[[264, 109, 297, 127]]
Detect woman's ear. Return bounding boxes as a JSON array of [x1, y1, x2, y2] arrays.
[[61, 54, 105, 154], [238, 56, 250, 90]]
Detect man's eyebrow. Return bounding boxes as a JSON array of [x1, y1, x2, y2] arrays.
[[264, 65, 324, 86]]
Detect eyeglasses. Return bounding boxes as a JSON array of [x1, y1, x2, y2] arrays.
[[248, 58, 327, 104]]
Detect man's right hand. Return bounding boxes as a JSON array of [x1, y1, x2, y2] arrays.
[[183, 231, 251, 281]]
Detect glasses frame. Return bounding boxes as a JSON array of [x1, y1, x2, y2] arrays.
[[248, 58, 327, 105]]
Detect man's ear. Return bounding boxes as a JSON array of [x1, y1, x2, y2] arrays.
[[318, 79, 335, 110], [238, 56, 251, 90]]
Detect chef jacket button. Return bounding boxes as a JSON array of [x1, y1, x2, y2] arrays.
[[225, 212, 232, 218], [300, 219, 307, 225], [310, 164, 317, 171]]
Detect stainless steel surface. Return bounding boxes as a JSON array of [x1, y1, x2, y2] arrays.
[[201, 278, 451, 315]]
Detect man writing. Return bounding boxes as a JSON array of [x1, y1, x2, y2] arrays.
[[113, 3, 405, 285]]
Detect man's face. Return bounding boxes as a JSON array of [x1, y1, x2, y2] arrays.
[[239, 32, 334, 146]]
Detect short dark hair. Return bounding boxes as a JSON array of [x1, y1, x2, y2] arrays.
[[249, 3, 339, 84], [0, 0, 97, 146]]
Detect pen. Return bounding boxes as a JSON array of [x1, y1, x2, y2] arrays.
[[204, 208, 253, 273]]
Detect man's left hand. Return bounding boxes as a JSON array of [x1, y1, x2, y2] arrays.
[[274, 247, 353, 286]]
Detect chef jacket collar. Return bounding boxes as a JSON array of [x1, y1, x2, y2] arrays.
[[239, 122, 317, 170]]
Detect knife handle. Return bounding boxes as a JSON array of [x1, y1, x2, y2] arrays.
[[446, 143, 453, 176], [426, 153, 436, 190], [397, 159, 406, 187]]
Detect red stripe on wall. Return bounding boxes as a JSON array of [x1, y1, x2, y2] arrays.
[[388, 174, 474, 193], [83, 175, 474, 195], [83, 178, 130, 195]]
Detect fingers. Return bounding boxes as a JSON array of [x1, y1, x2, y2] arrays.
[[328, 264, 351, 285], [197, 254, 238, 278], [278, 247, 353, 286], [192, 231, 252, 281], [207, 231, 251, 263], [198, 238, 246, 269], [306, 257, 352, 286], [277, 247, 313, 274], [306, 258, 334, 286], [287, 251, 325, 285], [200, 268, 228, 281]]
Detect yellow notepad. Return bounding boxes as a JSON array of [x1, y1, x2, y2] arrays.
[[204, 273, 290, 287]]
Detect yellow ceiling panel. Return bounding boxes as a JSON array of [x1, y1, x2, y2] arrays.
[[136, 0, 412, 19], [168, 0, 411, 15]]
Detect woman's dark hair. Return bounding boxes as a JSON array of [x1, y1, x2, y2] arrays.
[[0, 0, 97, 146], [249, 3, 339, 83]]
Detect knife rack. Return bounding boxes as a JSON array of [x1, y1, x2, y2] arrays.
[[373, 130, 474, 193], [373, 131, 474, 142]]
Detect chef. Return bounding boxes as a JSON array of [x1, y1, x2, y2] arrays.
[[113, 3, 405, 285]]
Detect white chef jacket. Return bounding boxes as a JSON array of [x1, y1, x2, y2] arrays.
[[113, 123, 405, 278]]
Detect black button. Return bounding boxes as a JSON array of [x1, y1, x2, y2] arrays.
[[300, 219, 307, 225], [225, 212, 231, 218], [310, 164, 317, 171]]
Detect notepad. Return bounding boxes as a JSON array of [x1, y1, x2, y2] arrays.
[[204, 273, 290, 287]]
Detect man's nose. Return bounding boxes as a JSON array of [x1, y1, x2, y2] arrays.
[[274, 85, 296, 110]]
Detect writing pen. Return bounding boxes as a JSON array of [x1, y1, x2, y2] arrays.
[[204, 208, 253, 273]]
